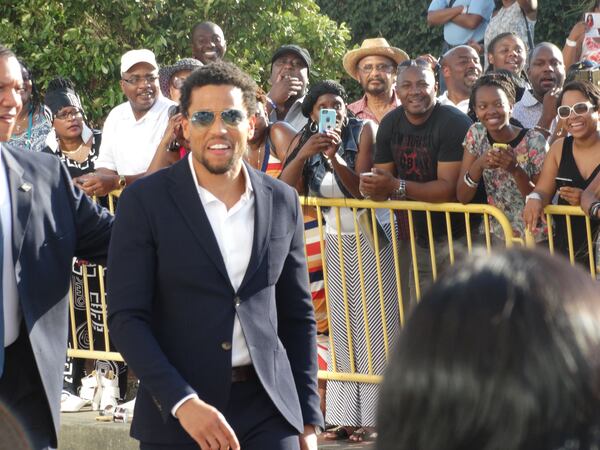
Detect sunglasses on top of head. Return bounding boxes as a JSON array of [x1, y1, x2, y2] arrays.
[[557, 102, 597, 119], [190, 109, 247, 127]]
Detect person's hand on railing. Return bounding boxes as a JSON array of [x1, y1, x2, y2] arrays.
[[558, 186, 583, 206], [523, 193, 544, 232]]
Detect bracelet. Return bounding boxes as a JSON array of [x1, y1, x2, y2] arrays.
[[525, 192, 542, 202], [534, 125, 551, 135], [565, 38, 577, 48], [266, 97, 277, 111], [588, 201, 600, 219], [463, 171, 478, 188]]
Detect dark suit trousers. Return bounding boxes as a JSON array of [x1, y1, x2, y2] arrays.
[[0, 326, 55, 450], [140, 376, 300, 450]]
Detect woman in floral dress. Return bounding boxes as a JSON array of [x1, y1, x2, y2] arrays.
[[457, 72, 547, 242]]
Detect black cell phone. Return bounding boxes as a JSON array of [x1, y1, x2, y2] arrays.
[[555, 177, 574, 189]]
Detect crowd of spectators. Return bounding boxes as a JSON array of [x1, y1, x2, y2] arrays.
[[6, 1, 600, 447]]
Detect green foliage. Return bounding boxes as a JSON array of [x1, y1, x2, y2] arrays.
[[0, 0, 350, 126], [318, 0, 597, 100]]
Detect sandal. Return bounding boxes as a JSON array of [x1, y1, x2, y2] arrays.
[[323, 425, 353, 440], [349, 427, 378, 443]]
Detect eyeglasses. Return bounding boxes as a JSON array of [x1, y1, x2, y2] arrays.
[[190, 109, 247, 127], [358, 63, 394, 74], [557, 102, 596, 119], [122, 75, 159, 86], [55, 108, 83, 120], [171, 76, 188, 89], [273, 58, 306, 70]]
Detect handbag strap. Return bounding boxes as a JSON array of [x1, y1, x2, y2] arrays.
[[448, 0, 457, 7], [521, 7, 534, 49]]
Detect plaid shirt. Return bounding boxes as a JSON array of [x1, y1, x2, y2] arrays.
[[347, 93, 400, 124]]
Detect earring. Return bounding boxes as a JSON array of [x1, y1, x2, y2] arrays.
[[309, 120, 318, 133]]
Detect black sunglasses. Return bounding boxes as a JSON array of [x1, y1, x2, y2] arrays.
[[190, 109, 247, 127]]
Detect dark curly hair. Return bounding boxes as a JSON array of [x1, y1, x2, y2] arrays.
[[470, 71, 518, 109], [558, 80, 600, 110], [301, 80, 347, 118], [179, 61, 257, 118]]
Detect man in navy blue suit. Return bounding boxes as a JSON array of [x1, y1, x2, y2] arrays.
[[0, 46, 113, 449], [107, 61, 323, 449]]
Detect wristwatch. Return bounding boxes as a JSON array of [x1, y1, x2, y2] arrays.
[[589, 201, 600, 220], [390, 178, 406, 200], [118, 175, 127, 189]]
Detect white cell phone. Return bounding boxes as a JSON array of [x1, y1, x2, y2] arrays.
[[361, 171, 375, 177], [318, 109, 337, 133]]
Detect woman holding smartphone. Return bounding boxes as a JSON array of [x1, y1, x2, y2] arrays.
[[524, 80, 600, 266], [458, 73, 547, 242], [280, 80, 397, 443]]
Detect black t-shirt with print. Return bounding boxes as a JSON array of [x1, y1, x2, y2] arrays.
[[375, 103, 472, 245]]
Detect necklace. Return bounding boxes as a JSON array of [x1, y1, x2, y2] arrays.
[[248, 143, 264, 171], [59, 141, 90, 162]]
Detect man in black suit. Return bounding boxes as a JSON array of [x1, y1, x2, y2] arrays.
[[0, 46, 113, 449], [107, 61, 322, 449]]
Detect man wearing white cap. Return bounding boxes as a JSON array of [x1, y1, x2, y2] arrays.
[[344, 38, 409, 124], [77, 49, 175, 196]]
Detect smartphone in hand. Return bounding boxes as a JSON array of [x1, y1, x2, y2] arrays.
[[555, 177, 574, 189], [492, 143, 509, 153], [319, 109, 337, 133]]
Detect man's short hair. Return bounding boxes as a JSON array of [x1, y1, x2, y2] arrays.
[[0, 45, 15, 60], [191, 21, 222, 37], [527, 42, 562, 67], [179, 61, 257, 117]]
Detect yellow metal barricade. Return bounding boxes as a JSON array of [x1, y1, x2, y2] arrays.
[[67, 190, 123, 362], [525, 204, 597, 279], [300, 197, 514, 384]]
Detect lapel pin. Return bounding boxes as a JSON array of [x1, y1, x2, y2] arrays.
[[19, 182, 32, 192]]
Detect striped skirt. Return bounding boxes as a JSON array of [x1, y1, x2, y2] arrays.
[[324, 224, 401, 427]]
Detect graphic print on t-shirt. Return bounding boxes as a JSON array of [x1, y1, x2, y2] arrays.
[[393, 133, 435, 182]]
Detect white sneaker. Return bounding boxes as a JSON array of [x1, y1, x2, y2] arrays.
[[61, 390, 89, 413]]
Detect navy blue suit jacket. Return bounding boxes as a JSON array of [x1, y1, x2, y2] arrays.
[[0, 145, 113, 445], [107, 158, 323, 444]]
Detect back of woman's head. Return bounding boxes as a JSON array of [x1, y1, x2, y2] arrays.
[[377, 248, 600, 450]]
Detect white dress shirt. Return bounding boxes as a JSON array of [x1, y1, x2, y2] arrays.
[[172, 155, 255, 417], [437, 91, 470, 114], [513, 89, 558, 134], [95, 95, 175, 175], [0, 146, 21, 347]]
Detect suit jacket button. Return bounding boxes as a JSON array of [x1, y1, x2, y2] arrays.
[[234, 296, 241, 308], [221, 341, 232, 351]]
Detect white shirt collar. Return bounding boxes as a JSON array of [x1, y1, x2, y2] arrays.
[[520, 89, 540, 108], [187, 153, 254, 206]]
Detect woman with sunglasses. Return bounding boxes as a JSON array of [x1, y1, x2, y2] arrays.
[[524, 80, 600, 266], [281, 80, 398, 443], [563, 1, 600, 68], [458, 73, 547, 242], [42, 77, 128, 413], [6, 60, 52, 153]]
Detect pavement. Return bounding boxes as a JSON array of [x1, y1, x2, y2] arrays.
[[59, 410, 374, 449]]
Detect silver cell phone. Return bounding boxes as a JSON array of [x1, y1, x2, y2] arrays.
[[318, 109, 337, 133], [361, 171, 375, 177], [555, 177, 574, 188]]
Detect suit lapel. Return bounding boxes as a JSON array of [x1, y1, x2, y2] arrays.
[[239, 164, 272, 291], [2, 148, 33, 264], [167, 159, 232, 289]]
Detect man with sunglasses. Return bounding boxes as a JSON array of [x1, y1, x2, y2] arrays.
[[359, 60, 472, 307], [107, 61, 323, 450], [76, 49, 175, 197], [343, 38, 409, 124]]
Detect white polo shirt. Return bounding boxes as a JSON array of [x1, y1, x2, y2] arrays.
[[95, 95, 175, 175]]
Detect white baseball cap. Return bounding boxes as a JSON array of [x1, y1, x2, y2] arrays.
[[120, 49, 158, 75]]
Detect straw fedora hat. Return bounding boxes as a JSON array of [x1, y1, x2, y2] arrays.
[[343, 38, 409, 81]]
